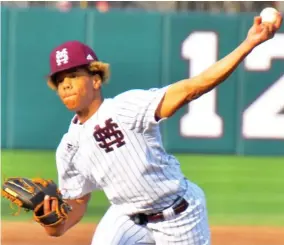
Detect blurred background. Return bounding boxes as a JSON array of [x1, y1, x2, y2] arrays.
[[2, 1, 284, 13], [1, 1, 284, 245]]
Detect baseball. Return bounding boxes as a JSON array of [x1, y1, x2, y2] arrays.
[[260, 7, 279, 24]]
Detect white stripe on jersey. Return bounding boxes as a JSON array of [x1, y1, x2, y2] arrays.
[[56, 87, 188, 214]]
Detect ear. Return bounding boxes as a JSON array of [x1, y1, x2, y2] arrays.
[[92, 74, 102, 90]]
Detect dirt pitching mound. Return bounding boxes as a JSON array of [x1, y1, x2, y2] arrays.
[[2, 221, 284, 245]]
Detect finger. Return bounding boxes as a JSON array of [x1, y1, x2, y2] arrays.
[[51, 198, 58, 211], [258, 24, 270, 40], [263, 23, 275, 34], [262, 24, 275, 40], [274, 13, 283, 29], [254, 16, 262, 26], [263, 23, 276, 38], [44, 195, 50, 214]]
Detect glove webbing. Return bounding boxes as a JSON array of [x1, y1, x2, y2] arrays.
[[2, 188, 46, 210], [1, 189, 23, 207]]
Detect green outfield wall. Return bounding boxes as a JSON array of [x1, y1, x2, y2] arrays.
[[1, 7, 284, 155]]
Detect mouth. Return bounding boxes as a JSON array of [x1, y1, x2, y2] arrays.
[[63, 94, 77, 99]]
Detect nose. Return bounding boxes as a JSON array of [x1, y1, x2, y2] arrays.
[[62, 78, 72, 90]]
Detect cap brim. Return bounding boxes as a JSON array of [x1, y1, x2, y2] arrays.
[[46, 61, 92, 79]]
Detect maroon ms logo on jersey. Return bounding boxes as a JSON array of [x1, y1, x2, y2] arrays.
[[93, 118, 125, 153]]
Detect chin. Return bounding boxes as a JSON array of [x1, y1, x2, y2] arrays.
[[64, 101, 80, 111], [66, 106, 79, 112]]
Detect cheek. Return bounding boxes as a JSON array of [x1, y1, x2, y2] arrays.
[[68, 88, 91, 109], [77, 86, 87, 97], [57, 88, 65, 101], [78, 82, 94, 100]]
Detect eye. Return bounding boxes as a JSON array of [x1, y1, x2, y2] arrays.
[[53, 75, 64, 86], [69, 73, 77, 79]]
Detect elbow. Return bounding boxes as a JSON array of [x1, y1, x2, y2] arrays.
[[45, 226, 65, 237], [52, 233, 64, 237], [51, 231, 64, 237], [46, 230, 65, 237]]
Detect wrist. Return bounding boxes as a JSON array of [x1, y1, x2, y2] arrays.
[[241, 39, 256, 54]]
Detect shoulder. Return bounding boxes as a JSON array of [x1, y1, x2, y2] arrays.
[[67, 115, 81, 135], [114, 88, 161, 102], [56, 116, 80, 154], [114, 87, 170, 106], [114, 89, 146, 99]]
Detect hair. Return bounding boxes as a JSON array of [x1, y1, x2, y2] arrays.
[[47, 61, 110, 90]]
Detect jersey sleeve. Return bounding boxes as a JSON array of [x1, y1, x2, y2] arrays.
[[56, 132, 100, 199], [114, 86, 169, 131]]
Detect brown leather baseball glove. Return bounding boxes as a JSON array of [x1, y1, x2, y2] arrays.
[[2, 177, 72, 227]]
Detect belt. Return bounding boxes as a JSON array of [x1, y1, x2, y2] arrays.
[[130, 198, 188, 225]]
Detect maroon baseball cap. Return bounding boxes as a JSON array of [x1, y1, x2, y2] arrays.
[[48, 40, 98, 77]]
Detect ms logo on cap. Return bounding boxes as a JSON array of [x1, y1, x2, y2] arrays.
[[56, 48, 69, 66], [49, 41, 99, 76]]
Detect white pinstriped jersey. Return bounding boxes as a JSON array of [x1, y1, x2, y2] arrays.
[[56, 87, 188, 215]]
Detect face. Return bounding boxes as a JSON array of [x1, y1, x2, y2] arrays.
[[54, 68, 101, 111]]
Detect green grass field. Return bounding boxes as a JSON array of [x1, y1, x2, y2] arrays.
[[2, 150, 284, 226]]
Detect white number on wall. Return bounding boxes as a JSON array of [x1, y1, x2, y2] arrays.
[[180, 32, 284, 139], [243, 35, 284, 139], [180, 32, 223, 137]]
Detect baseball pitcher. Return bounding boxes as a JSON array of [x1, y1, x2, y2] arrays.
[[2, 13, 282, 245]]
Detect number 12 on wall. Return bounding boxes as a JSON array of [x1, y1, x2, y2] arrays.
[[180, 31, 284, 140]]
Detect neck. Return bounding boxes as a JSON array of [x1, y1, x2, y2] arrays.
[[76, 97, 103, 124]]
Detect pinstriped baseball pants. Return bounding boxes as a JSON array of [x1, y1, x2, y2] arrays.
[[91, 182, 210, 245]]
